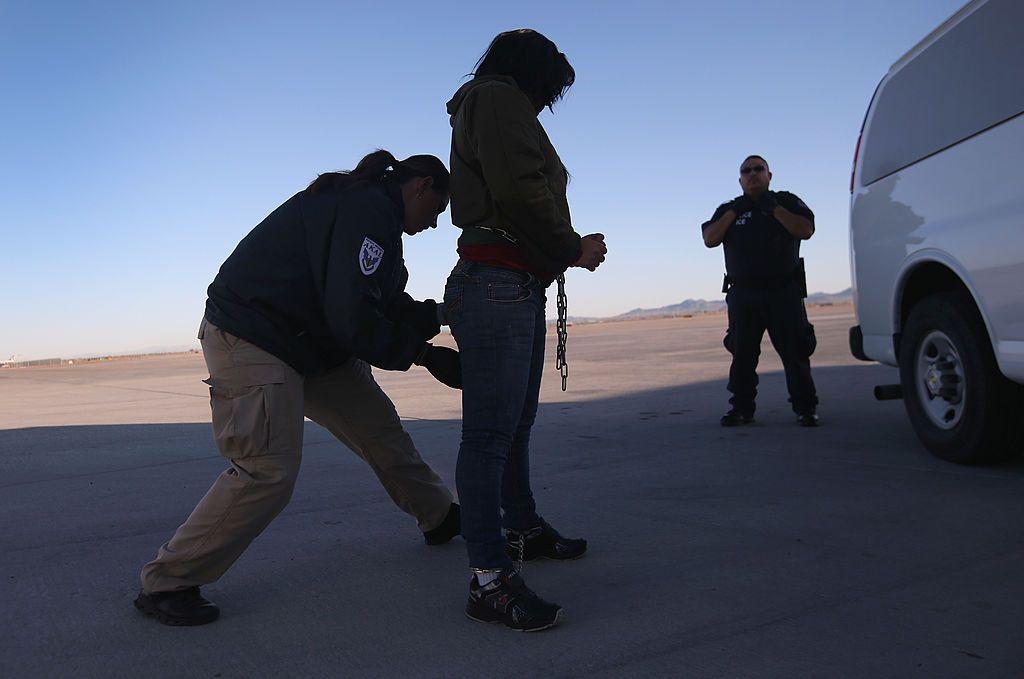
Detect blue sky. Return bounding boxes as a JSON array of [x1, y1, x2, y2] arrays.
[[0, 0, 965, 360]]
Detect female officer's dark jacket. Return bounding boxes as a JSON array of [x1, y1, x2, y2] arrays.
[[204, 178, 432, 376]]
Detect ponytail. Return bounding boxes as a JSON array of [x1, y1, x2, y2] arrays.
[[307, 149, 450, 195]]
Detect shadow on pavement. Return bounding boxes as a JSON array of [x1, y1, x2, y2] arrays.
[[3, 364, 1024, 677]]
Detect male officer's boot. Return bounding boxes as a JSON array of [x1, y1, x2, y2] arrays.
[[796, 411, 819, 427], [720, 409, 755, 426]]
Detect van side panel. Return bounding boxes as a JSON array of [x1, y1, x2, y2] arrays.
[[852, 113, 1024, 381]]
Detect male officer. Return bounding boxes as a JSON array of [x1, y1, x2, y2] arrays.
[[701, 155, 819, 427]]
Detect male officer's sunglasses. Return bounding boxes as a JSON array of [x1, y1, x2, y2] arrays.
[[740, 165, 767, 175]]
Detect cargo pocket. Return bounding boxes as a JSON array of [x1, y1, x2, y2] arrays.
[[723, 328, 734, 354], [205, 365, 286, 459], [803, 321, 817, 357]]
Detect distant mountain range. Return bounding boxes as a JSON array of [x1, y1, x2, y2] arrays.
[[569, 288, 852, 323], [7, 291, 852, 364]]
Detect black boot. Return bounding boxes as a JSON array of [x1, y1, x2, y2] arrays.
[[423, 503, 461, 545], [796, 411, 820, 427], [134, 587, 220, 626], [720, 409, 755, 427], [506, 518, 587, 562]]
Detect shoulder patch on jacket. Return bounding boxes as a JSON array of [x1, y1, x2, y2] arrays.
[[359, 237, 384, 275]]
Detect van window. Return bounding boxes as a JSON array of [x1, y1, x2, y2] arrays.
[[860, 0, 1024, 186]]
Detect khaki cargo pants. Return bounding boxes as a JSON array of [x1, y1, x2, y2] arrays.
[[140, 319, 453, 593]]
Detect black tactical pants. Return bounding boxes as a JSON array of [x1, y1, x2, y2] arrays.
[[724, 282, 818, 415]]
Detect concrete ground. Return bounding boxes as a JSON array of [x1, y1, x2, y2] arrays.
[[3, 306, 1024, 678]]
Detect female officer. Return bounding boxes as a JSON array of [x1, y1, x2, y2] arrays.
[[135, 150, 463, 626], [444, 30, 608, 631]]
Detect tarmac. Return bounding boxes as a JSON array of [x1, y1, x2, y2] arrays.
[[3, 305, 1024, 678]]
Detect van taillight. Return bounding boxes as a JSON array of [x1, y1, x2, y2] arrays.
[[850, 133, 862, 194]]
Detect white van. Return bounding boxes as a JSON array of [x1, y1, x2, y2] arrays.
[[848, 0, 1024, 464]]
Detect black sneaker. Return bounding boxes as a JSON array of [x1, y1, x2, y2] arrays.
[[134, 587, 220, 626], [465, 568, 562, 632], [796, 412, 820, 427], [423, 503, 461, 545], [720, 410, 755, 427], [506, 518, 587, 562]]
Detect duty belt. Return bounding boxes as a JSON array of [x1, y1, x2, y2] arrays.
[[723, 258, 807, 297]]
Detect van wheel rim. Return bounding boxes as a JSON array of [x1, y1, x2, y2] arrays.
[[915, 330, 964, 430]]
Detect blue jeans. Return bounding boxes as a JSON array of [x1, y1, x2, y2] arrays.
[[444, 259, 545, 570]]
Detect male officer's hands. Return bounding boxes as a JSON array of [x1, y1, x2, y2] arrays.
[[755, 191, 778, 215], [407, 299, 442, 341], [416, 344, 462, 389], [730, 194, 754, 215]]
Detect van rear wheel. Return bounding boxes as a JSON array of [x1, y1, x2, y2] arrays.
[[899, 292, 1024, 464]]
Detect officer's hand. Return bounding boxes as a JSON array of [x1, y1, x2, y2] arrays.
[[407, 299, 442, 341], [573, 234, 607, 271], [730, 194, 754, 215], [416, 344, 462, 389], [755, 191, 779, 214]]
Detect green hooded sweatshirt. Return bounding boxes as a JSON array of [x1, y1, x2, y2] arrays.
[[446, 75, 582, 283]]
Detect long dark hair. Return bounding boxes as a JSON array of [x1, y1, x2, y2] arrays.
[[307, 150, 450, 195], [475, 29, 575, 112]]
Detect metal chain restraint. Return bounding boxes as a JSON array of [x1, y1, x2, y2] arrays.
[[511, 530, 526, 576], [555, 274, 569, 391]]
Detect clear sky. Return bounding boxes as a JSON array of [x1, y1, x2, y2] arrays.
[[0, 0, 965, 360]]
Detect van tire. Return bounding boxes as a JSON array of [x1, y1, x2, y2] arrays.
[[898, 292, 1024, 464]]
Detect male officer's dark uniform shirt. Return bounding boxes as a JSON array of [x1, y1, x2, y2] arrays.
[[702, 191, 814, 279]]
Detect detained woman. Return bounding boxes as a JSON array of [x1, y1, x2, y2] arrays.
[[135, 151, 463, 626], [444, 30, 608, 631]]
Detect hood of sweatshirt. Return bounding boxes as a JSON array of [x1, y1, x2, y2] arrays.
[[446, 75, 527, 124]]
